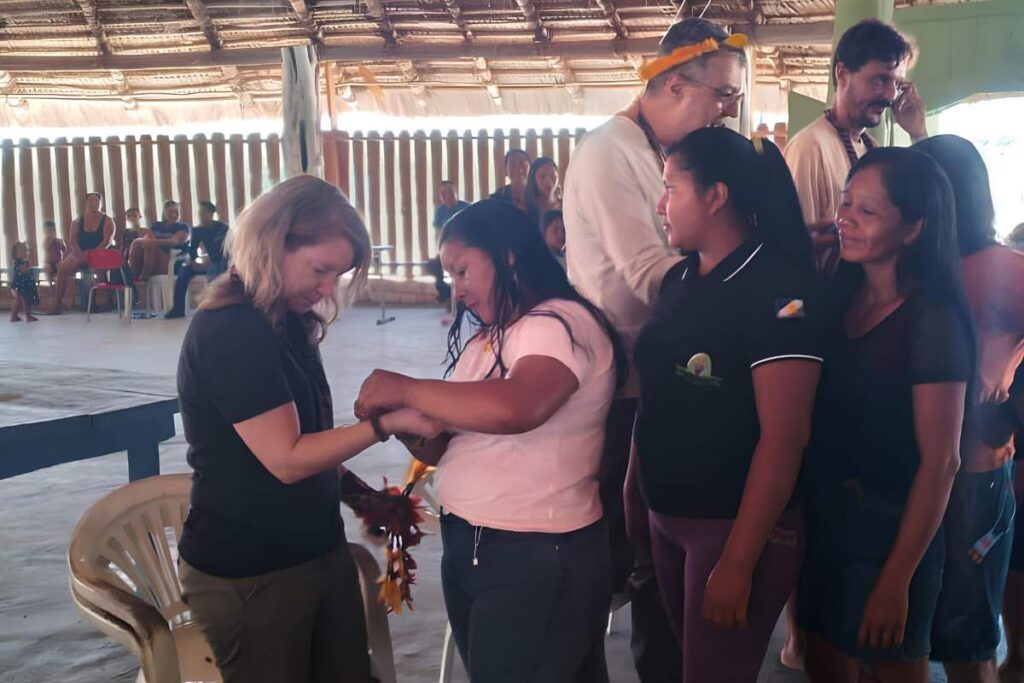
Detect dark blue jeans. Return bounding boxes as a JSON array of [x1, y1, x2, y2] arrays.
[[172, 260, 226, 312], [441, 513, 611, 682]]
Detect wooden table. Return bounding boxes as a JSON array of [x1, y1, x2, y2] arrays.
[[0, 362, 178, 482]]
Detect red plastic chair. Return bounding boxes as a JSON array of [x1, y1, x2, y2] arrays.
[[84, 249, 131, 323]]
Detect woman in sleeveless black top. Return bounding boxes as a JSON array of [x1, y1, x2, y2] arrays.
[[49, 192, 115, 314]]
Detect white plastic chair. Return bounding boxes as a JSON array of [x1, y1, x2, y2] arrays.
[[68, 473, 397, 683], [144, 249, 184, 314]]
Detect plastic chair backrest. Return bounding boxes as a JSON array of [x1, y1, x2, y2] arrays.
[[85, 248, 124, 272], [68, 474, 192, 626]]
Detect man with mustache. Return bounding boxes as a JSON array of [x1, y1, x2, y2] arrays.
[[785, 19, 927, 273], [563, 15, 747, 683]]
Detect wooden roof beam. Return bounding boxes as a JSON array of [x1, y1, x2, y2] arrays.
[[593, 0, 628, 40], [0, 22, 832, 73], [365, 0, 399, 47], [514, 0, 549, 43], [183, 0, 224, 50], [74, 0, 112, 56], [441, 0, 474, 43], [288, 0, 325, 45]]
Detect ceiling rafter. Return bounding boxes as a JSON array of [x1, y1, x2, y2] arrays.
[[287, 0, 325, 45], [514, 0, 549, 43], [183, 0, 224, 50], [593, 0, 628, 40], [365, 0, 399, 48], [441, 0, 474, 42], [74, 0, 112, 56]]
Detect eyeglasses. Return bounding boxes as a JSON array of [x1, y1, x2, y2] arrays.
[[681, 74, 744, 105]]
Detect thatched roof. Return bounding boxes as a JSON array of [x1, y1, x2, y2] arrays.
[[0, 0, 980, 107]]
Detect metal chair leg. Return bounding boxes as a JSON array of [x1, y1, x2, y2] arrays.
[[439, 621, 457, 683], [86, 287, 95, 322]]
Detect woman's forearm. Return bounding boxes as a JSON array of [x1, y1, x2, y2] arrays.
[[880, 453, 958, 584], [276, 421, 381, 484], [405, 379, 534, 433], [719, 437, 804, 572]]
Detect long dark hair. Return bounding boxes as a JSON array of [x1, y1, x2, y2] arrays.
[[439, 199, 627, 390], [665, 127, 813, 269], [833, 148, 974, 385], [525, 156, 557, 229], [911, 135, 997, 256]]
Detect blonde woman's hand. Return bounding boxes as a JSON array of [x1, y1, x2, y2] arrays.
[[355, 369, 414, 419]]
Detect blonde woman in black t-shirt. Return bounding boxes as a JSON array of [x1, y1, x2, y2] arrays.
[[176, 175, 440, 683]]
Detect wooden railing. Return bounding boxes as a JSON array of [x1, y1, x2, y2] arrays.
[[0, 127, 586, 274]]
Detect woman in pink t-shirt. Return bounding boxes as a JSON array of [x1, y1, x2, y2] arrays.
[[355, 199, 626, 682]]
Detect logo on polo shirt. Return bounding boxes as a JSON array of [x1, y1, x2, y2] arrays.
[[675, 352, 722, 387], [775, 299, 805, 319]]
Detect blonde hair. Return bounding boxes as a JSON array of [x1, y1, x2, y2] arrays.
[[201, 174, 371, 341]]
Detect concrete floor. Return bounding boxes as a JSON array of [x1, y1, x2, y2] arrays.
[[0, 304, 945, 682]]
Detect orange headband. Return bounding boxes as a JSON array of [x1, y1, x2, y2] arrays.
[[639, 33, 749, 81]]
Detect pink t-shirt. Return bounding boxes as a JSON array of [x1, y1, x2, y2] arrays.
[[436, 299, 616, 533]]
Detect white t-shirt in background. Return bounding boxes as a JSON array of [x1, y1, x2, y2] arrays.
[[563, 115, 682, 385], [436, 299, 616, 534], [784, 114, 874, 226]]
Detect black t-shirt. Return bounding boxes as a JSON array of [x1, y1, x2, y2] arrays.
[[804, 290, 973, 504], [150, 221, 190, 253], [189, 221, 229, 262], [635, 240, 823, 519], [177, 302, 343, 578]]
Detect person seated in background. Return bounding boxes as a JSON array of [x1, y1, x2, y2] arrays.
[[165, 200, 228, 319], [542, 209, 566, 269], [121, 208, 148, 254], [48, 191, 115, 315], [129, 199, 189, 282], [490, 149, 531, 213], [424, 180, 470, 306], [524, 157, 562, 229], [41, 220, 66, 285]]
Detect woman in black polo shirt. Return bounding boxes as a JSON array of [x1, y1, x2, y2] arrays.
[[176, 175, 439, 683], [798, 149, 973, 682], [631, 127, 821, 680]]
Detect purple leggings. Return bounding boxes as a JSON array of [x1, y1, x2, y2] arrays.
[[649, 509, 804, 683]]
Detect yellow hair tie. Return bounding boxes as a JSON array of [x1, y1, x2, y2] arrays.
[[639, 33, 749, 81]]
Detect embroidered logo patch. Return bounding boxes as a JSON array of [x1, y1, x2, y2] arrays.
[[674, 352, 723, 387], [775, 299, 805, 319]]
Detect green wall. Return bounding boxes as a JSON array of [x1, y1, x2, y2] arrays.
[[896, 0, 1024, 112]]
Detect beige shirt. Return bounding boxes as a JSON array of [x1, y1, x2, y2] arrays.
[[784, 115, 875, 226], [563, 114, 682, 394]]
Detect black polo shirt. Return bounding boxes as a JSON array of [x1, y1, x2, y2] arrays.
[[177, 303, 343, 578], [634, 240, 823, 519]]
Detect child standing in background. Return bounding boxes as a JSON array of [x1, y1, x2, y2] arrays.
[[41, 220, 66, 285], [10, 241, 39, 323]]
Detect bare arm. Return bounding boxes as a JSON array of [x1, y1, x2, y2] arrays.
[[151, 229, 188, 247], [882, 383, 964, 579], [703, 360, 820, 627], [356, 356, 580, 435], [858, 381, 965, 648], [67, 220, 81, 256], [102, 218, 116, 249], [234, 403, 440, 484]]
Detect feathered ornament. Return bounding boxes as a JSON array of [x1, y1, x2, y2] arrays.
[[345, 469, 431, 613]]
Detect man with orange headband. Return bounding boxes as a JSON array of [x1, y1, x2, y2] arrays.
[[785, 19, 927, 273], [563, 16, 747, 683]]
